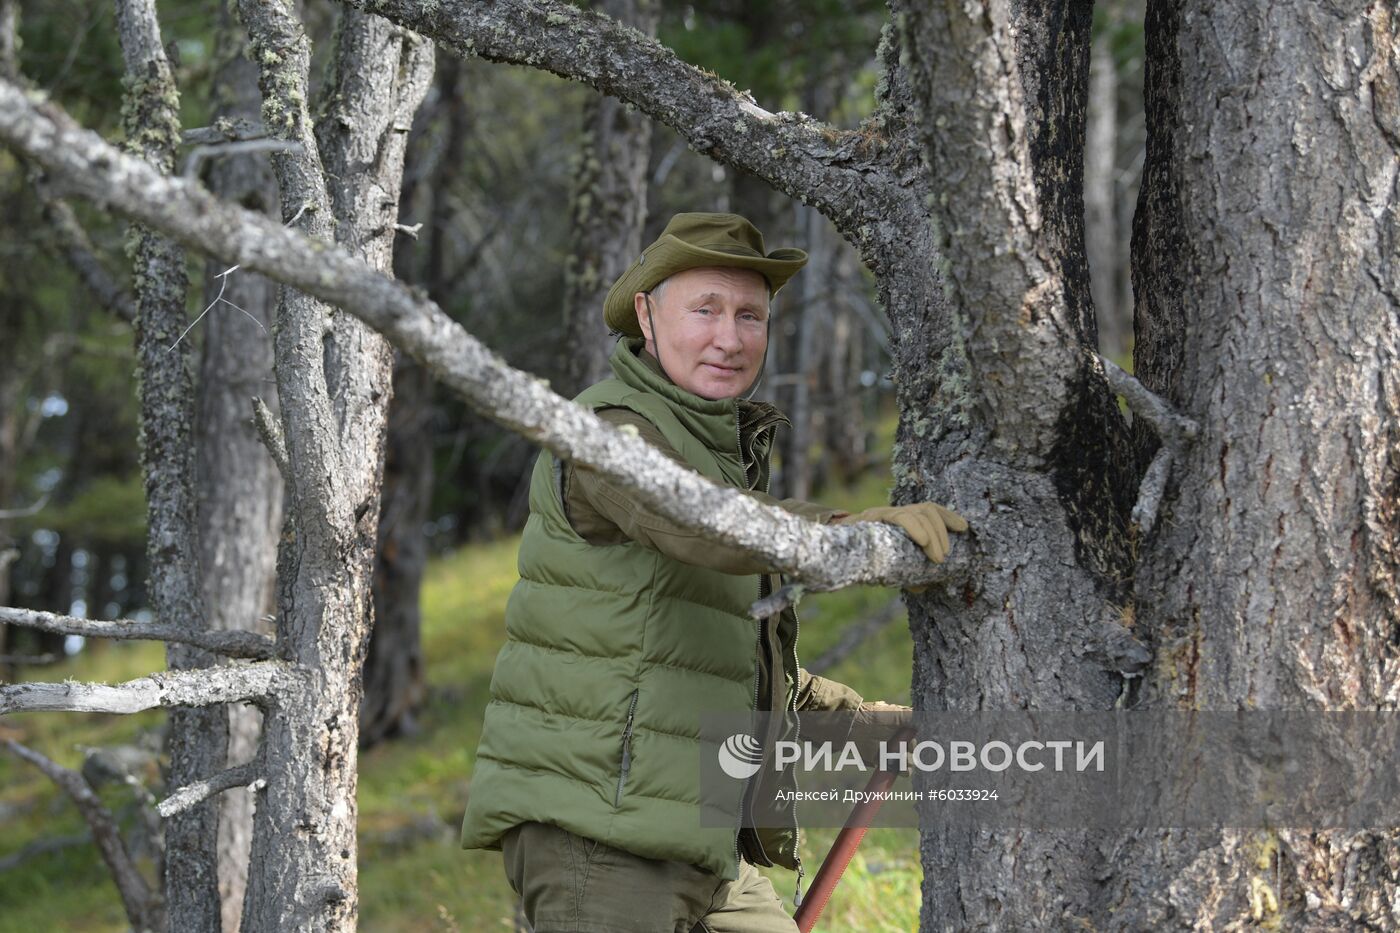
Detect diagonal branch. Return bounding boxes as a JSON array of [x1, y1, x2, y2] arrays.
[[0, 80, 959, 594], [0, 606, 276, 659], [32, 178, 135, 322], [3, 738, 162, 933], [1099, 355, 1200, 444], [337, 0, 906, 232], [0, 659, 291, 714], [156, 758, 262, 818]]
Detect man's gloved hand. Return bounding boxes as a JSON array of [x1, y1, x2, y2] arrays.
[[849, 700, 917, 773], [833, 503, 968, 563], [832, 503, 969, 591]]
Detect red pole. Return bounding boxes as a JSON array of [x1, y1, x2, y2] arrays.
[[793, 727, 916, 932]]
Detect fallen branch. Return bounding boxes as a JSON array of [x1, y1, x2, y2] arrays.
[[0, 659, 290, 714], [0, 79, 955, 594], [0, 606, 276, 659], [2, 738, 161, 932]]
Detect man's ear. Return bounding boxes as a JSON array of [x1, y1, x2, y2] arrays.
[[634, 292, 653, 343]]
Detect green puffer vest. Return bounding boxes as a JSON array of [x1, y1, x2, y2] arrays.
[[460, 338, 803, 882]]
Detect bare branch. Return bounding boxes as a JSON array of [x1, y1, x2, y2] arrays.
[[253, 395, 290, 480], [336, 0, 905, 230], [31, 178, 136, 322], [0, 606, 276, 658], [805, 596, 905, 675], [2, 738, 161, 932], [182, 117, 265, 144], [0, 81, 956, 593], [0, 490, 48, 518], [0, 831, 92, 872], [1100, 355, 1200, 444], [1130, 445, 1174, 535], [182, 137, 301, 180], [0, 659, 290, 714], [157, 759, 260, 818], [0, 652, 59, 665]]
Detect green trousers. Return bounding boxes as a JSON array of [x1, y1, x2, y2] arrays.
[[501, 821, 800, 933]]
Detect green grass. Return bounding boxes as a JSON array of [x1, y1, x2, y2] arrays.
[[0, 414, 922, 932]]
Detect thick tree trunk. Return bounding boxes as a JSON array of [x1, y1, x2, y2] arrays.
[[196, 7, 284, 930], [560, 0, 656, 395], [1112, 2, 1400, 927], [896, 3, 1145, 927]]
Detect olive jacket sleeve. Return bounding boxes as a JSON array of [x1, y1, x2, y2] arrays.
[[561, 406, 849, 576]]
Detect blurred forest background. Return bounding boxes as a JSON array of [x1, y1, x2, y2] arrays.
[[2, 0, 1142, 927]]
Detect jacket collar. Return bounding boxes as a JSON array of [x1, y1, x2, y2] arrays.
[[608, 337, 790, 454]]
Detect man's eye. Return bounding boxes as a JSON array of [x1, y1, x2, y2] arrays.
[[693, 307, 712, 315]]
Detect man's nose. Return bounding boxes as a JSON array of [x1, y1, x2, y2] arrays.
[[712, 314, 742, 352]]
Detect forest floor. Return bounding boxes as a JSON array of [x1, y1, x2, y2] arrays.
[[0, 416, 923, 932]]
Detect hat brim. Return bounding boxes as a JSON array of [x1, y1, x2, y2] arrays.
[[604, 234, 808, 338]]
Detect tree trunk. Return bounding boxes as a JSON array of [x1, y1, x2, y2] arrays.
[[232, 3, 430, 929], [1110, 2, 1400, 927], [115, 0, 221, 929], [361, 352, 431, 747], [560, 0, 657, 395], [196, 7, 284, 930]]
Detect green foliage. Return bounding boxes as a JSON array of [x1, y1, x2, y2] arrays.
[[16, 474, 147, 545]]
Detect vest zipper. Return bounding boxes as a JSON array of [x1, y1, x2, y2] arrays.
[[730, 401, 805, 902], [615, 687, 640, 807], [734, 618, 764, 873], [750, 402, 806, 907], [733, 401, 770, 874]]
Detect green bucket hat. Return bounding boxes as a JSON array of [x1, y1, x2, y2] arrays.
[[604, 212, 808, 338]]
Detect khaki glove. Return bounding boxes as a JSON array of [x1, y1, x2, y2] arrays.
[[832, 503, 969, 591], [849, 700, 916, 773]]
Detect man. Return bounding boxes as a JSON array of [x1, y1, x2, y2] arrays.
[[460, 213, 968, 932]]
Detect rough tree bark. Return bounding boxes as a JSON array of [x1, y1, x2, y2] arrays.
[[230, 1, 432, 929], [196, 6, 284, 929], [1109, 2, 1400, 927], [317, 9, 436, 750], [560, 0, 656, 395], [114, 0, 222, 928], [361, 56, 465, 750]]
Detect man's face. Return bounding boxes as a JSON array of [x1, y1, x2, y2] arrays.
[[633, 266, 770, 400]]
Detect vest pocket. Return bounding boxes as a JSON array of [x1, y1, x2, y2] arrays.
[[614, 687, 640, 807]]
